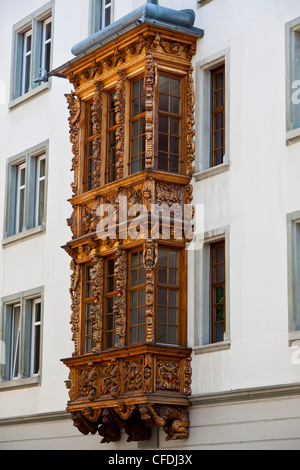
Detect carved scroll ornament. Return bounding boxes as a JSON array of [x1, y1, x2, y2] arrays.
[[65, 91, 81, 197]]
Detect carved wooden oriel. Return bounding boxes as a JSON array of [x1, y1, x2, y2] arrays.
[[61, 20, 199, 444]]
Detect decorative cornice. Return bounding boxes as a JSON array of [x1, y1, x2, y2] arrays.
[[191, 383, 300, 407]]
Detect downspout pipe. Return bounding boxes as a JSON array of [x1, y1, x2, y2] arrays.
[[71, 3, 196, 57]]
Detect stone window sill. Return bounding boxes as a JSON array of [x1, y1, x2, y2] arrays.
[[194, 162, 230, 182], [0, 376, 40, 390], [8, 82, 50, 110], [2, 225, 45, 247], [193, 341, 231, 355]]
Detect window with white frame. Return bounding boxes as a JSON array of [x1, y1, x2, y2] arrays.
[[0, 289, 43, 384], [287, 212, 300, 341], [196, 49, 230, 176], [195, 227, 230, 350], [11, 3, 53, 101], [89, 0, 114, 34], [286, 18, 300, 144], [5, 143, 48, 240], [22, 29, 33, 95], [42, 17, 52, 76]]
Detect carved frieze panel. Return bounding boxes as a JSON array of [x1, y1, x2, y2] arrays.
[[156, 359, 181, 392]]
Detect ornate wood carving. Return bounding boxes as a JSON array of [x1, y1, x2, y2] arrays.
[[62, 21, 199, 445], [69, 259, 81, 356], [146, 404, 189, 441], [65, 91, 81, 197], [91, 254, 104, 352], [114, 246, 127, 347], [186, 66, 196, 178], [115, 71, 126, 179], [124, 359, 143, 391], [156, 360, 180, 392], [144, 51, 156, 169], [143, 240, 158, 343], [92, 82, 103, 187]]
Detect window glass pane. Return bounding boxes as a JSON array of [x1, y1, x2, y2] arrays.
[[158, 288, 167, 305], [169, 308, 177, 325], [159, 93, 169, 112], [171, 78, 180, 96], [157, 324, 167, 343], [105, 7, 111, 27], [158, 266, 167, 284], [159, 75, 169, 94], [170, 118, 179, 136], [158, 249, 168, 266], [169, 290, 178, 307], [159, 115, 168, 133], [170, 96, 180, 114], [130, 327, 137, 344], [45, 21, 51, 40], [139, 307, 146, 324], [170, 136, 179, 154], [26, 34, 32, 53], [215, 264, 224, 283], [138, 324, 145, 343], [158, 306, 167, 323], [38, 179, 45, 225], [130, 291, 137, 308], [130, 308, 137, 325]]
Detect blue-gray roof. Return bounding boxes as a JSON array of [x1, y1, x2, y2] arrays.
[[71, 0, 204, 57]]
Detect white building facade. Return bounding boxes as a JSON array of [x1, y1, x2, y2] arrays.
[[0, 0, 300, 450]]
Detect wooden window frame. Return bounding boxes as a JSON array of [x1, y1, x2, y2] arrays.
[[156, 246, 182, 345], [127, 248, 147, 345], [211, 64, 225, 167], [156, 72, 183, 174], [82, 263, 94, 353], [103, 257, 118, 350], [210, 240, 226, 343], [106, 91, 118, 184], [130, 77, 146, 175], [83, 101, 95, 192]]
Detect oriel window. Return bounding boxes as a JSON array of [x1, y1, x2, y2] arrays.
[[211, 65, 225, 167], [130, 78, 146, 174]]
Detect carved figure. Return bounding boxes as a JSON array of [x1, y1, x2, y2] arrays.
[[146, 404, 189, 441]]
